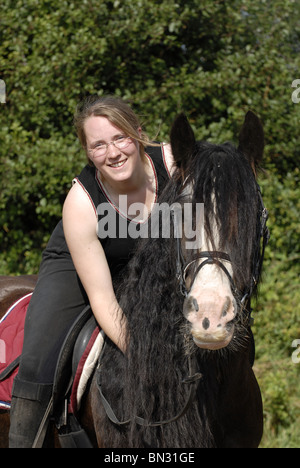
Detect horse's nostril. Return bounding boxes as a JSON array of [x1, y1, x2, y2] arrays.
[[202, 317, 210, 330]]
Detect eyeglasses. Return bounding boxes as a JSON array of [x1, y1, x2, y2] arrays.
[[88, 136, 133, 158]]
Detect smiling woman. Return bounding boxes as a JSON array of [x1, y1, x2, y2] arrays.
[[82, 115, 146, 193], [8, 94, 174, 448], [74, 95, 151, 165]]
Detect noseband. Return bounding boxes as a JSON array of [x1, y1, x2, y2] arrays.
[[176, 250, 236, 298]]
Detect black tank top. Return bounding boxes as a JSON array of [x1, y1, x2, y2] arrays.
[[73, 145, 171, 279]]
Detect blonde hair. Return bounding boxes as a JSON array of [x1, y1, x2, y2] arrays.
[[74, 95, 152, 165]]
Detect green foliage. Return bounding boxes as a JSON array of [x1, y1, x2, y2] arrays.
[[0, 0, 299, 446], [252, 171, 300, 448]]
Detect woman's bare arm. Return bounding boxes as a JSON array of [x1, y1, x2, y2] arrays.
[[63, 182, 126, 352]]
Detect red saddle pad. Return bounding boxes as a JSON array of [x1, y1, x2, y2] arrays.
[[0, 293, 32, 409]]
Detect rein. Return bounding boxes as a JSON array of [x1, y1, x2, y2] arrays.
[[97, 341, 202, 428]]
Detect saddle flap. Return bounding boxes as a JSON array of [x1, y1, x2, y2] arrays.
[[72, 315, 99, 377], [52, 306, 93, 409]]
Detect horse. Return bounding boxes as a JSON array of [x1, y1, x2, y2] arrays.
[[0, 111, 268, 448]]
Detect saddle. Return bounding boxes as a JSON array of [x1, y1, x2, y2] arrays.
[[50, 306, 104, 449], [0, 296, 104, 448]]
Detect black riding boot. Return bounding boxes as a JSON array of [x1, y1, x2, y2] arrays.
[[9, 378, 53, 448]]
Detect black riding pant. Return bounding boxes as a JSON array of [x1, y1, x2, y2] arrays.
[[13, 221, 89, 397]]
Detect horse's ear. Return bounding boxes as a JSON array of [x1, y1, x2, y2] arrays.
[[238, 111, 264, 171], [170, 113, 197, 171]]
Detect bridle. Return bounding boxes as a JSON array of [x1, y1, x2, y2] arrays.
[[175, 249, 235, 299], [172, 183, 270, 317]]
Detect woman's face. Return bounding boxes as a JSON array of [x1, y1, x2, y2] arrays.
[[84, 116, 142, 185]]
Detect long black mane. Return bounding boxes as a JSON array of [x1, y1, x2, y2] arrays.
[[97, 115, 264, 448]]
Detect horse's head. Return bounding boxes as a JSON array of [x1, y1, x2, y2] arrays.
[[170, 112, 266, 350]]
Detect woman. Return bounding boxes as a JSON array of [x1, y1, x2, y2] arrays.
[[9, 95, 174, 447]]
